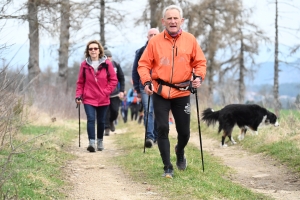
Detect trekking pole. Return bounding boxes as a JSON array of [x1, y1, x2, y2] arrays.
[[76, 103, 81, 147], [194, 85, 204, 172], [143, 94, 151, 153]]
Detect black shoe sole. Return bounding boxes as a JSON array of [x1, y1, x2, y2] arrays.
[[87, 146, 96, 152], [145, 140, 153, 148]]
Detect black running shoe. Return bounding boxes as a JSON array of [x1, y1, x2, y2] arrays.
[[145, 138, 153, 148], [87, 144, 96, 152], [175, 145, 187, 170]]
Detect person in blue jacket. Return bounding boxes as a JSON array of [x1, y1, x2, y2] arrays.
[[127, 86, 140, 121], [131, 28, 159, 148]]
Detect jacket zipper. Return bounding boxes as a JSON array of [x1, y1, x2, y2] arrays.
[[169, 38, 177, 98]]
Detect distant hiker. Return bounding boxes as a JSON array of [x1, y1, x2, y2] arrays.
[[75, 40, 118, 152], [120, 90, 130, 123], [127, 87, 140, 121], [138, 5, 207, 178], [104, 49, 125, 136]]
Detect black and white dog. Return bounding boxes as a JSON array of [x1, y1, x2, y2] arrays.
[[201, 104, 279, 147]]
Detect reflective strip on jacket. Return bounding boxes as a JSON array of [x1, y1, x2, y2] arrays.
[[138, 30, 207, 99], [75, 58, 118, 106]]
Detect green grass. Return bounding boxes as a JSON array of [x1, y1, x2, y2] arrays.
[[0, 122, 77, 199], [20, 125, 57, 135], [112, 121, 271, 200]]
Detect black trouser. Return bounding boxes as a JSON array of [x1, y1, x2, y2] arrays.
[[152, 93, 191, 169], [130, 103, 139, 121], [105, 97, 121, 129]]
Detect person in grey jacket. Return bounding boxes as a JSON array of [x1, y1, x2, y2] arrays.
[[104, 49, 125, 136]]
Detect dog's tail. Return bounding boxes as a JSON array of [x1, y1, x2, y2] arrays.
[[201, 108, 219, 127]]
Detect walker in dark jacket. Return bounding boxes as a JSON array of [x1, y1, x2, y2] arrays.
[[104, 49, 125, 136]]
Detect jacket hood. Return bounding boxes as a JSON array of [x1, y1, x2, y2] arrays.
[[86, 56, 107, 66]]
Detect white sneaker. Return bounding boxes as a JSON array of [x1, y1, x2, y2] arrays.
[[97, 139, 104, 151]]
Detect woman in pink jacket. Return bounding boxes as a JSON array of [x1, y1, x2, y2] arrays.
[[75, 40, 118, 152]]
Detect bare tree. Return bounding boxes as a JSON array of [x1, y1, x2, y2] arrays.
[[99, 0, 105, 46], [273, 0, 281, 115], [222, 9, 269, 104], [136, 0, 189, 30], [57, 0, 70, 90], [184, 0, 243, 103], [74, 0, 128, 46], [1, 0, 60, 83], [27, 0, 41, 82]]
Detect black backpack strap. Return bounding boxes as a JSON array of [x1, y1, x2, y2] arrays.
[[101, 62, 110, 77]]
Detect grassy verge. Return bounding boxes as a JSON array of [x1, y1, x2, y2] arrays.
[[113, 121, 271, 200], [3, 106, 298, 199], [0, 120, 78, 199]]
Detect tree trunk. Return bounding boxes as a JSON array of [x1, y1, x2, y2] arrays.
[[100, 0, 105, 46], [206, 2, 217, 104], [274, 0, 280, 116], [28, 0, 41, 83], [57, 0, 70, 91], [238, 33, 245, 103], [149, 0, 158, 28]]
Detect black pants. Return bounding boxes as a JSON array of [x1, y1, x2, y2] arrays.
[[153, 93, 191, 169], [105, 97, 121, 129], [130, 103, 139, 121]]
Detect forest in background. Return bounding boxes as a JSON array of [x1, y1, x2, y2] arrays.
[[1, 0, 300, 117]]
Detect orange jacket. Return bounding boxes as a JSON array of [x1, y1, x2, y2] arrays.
[[138, 30, 206, 99]]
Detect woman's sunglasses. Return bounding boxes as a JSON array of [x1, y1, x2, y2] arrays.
[[88, 47, 99, 51]]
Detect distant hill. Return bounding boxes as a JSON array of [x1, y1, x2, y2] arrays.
[[245, 61, 300, 97], [247, 83, 300, 97], [245, 62, 299, 85]]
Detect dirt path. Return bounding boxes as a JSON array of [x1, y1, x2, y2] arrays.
[[64, 129, 168, 200], [65, 125, 300, 200], [185, 127, 300, 200]]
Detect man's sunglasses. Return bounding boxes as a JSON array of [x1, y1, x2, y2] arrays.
[[88, 48, 99, 51]]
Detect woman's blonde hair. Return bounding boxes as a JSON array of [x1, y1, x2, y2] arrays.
[[84, 40, 104, 58]]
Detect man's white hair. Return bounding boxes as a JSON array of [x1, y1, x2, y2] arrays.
[[162, 5, 183, 18]]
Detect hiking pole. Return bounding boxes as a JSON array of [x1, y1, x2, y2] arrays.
[[194, 85, 204, 172], [143, 94, 151, 153], [76, 103, 81, 147]]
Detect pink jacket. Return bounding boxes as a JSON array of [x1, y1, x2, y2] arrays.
[[75, 57, 118, 106]]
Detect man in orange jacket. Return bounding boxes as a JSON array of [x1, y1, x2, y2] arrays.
[[138, 4, 206, 178]]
